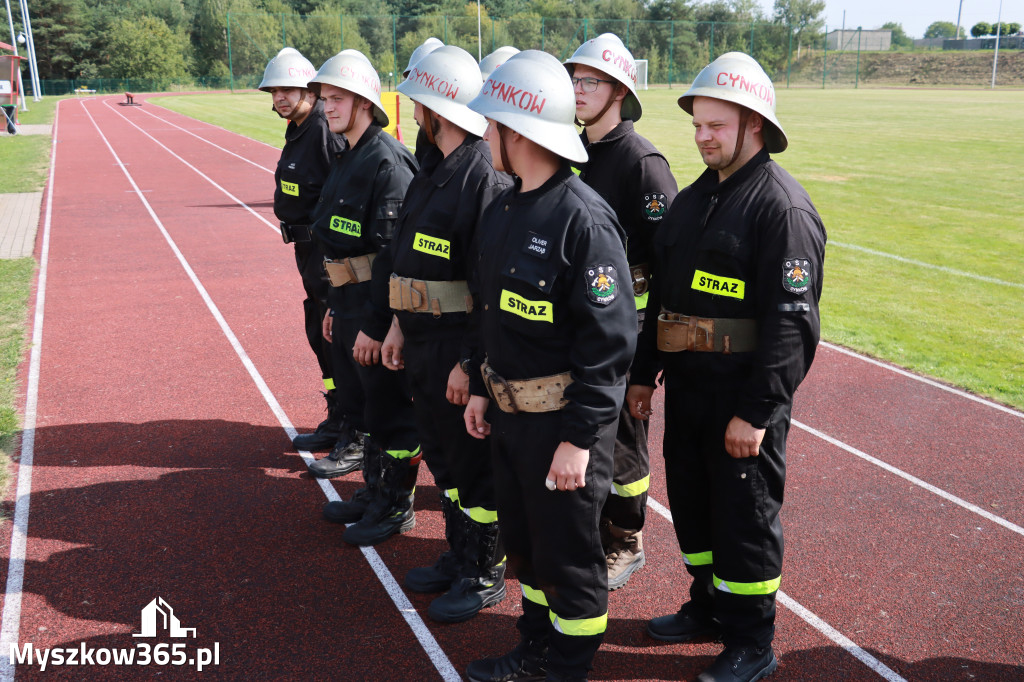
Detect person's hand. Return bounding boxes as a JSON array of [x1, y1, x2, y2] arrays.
[[381, 318, 404, 370], [724, 416, 765, 458], [464, 396, 490, 439], [322, 310, 333, 343], [447, 362, 470, 405], [546, 442, 589, 491], [353, 331, 382, 366], [627, 384, 655, 420]]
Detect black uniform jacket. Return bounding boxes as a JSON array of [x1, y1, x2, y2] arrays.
[[274, 100, 346, 226], [468, 164, 638, 450], [373, 135, 512, 344], [576, 120, 679, 267], [632, 148, 827, 429], [310, 124, 417, 334]]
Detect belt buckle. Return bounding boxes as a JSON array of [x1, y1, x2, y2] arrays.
[[688, 317, 715, 352], [482, 363, 519, 414]]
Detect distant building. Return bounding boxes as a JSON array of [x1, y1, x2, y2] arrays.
[[826, 29, 892, 51]]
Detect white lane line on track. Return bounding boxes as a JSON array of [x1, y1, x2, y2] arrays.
[[820, 342, 1024, 420], [72, 99, 460, 681], [144, 97, 284, 153], [829, 241, 1024, 290], [99, 99, 280, 237], [646, 498, 907, 682], [0, 97, 61, 682], [794, 418, 1024, 538], [133, 104, 277, 174]]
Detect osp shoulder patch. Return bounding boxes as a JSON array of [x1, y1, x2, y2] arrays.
[[644, 192, 667, 221], [782, 258, 811, 294], [586, 264, 619, 305]]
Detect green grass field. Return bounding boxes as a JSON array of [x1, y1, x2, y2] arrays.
[[158, 88, 1024, 409]]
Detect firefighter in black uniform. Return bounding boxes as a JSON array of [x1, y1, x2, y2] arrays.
[[629, 52, 826, 682], [402, 37, 444, 166], [306, 50, 422, 547], [564, 33, 678, 591], [259, 48, 348, 454], [378, 45, 513, 623], [463, 50, 637, 682]]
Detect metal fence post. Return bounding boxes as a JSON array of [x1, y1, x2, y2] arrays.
[[227, 12, 235, 92], [669, 20, 674, 88], [340, 14, 344, 50], [709, 21, 715, 61], [786, 24, 792, 87], [855, 27, 861, 88], [821, 24, 827, 89], [281, 13, 286, 47]]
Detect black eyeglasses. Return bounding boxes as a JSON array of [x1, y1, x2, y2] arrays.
[[571, 76, 615, 93]]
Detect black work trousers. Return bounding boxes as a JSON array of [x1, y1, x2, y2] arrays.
[[295, 241, 332, 383], [403, 336, 495, 512], [327, 282, 417, 454], [490, 409, 615, 676], [602, 391, 649, 531], [661, 373, 788, 649]]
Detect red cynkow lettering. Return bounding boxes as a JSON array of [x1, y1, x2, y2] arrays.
[[715, 71, 774, 107], [287, 66, 315, 78], [411, 68, 460, 100], [482, 80, 546, 114], [601, 49, 637, 86], [338, 65, 381, 95]]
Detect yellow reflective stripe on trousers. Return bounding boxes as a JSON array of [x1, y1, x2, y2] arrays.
[[386, 445, 421, 460], [322, 377, 336, 391], [634, 291, 649, 310], [444, 488, 460, 505], [611, 474, 650, 498], [713, 573, 781, 595], [521, 584, 548, 607], [549, 611, 608, 637], [682, 550, 713, 566], [462, 505, 498, 524]]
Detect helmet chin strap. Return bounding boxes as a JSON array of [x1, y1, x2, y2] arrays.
[[496, 123, 515, 177], [576, 84, 622, 128], [422, 106, 437, 146], [726, 107, 752, 169]]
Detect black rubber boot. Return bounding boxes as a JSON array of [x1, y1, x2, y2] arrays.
[[292, 391, 344, 451], [697, 645, 777, 682], [341, 445, 420, 546], [308, 430, 365, 479], [647, 601, 721, 643], [323, 440, 382, 524], [465, 638, 549, 682], [405, 492, 461, 593], [427, 514, 506, 622]]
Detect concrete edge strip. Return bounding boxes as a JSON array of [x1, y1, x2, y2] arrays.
[[645, 498, 907, 682], [0, 98, 60, 682]]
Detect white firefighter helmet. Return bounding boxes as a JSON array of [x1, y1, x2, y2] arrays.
[[468, 50, 587, 164], [563, 33, 642, 121], [259, 47, 317, 92], [397, 45, 487, 137], [403, 37, 444, 77], [479, 46, 520, 81], [309, 50, 389, 127], [678, 51, 787, 153]]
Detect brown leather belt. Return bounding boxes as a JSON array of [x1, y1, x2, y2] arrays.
[[324, 254, 375, 287], [388, 275, 473, 317], [481, 362, 571, 414], [657, 313, 757, 354], [630, 262, 650, 296]]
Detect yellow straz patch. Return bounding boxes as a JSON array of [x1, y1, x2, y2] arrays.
[[413, 233, 451, 259], [281, 180, 299, 196], [500, 290, 553, 323], [330, 216, 361, 237], [691, 270, 745, 299]]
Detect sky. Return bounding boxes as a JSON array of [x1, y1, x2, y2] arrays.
[[754, 0, 1019, 39]]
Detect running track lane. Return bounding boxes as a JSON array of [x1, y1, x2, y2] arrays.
[[1, 94, 1021, 680]]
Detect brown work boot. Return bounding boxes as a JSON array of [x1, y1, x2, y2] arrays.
[[604, 520, 645, 591]]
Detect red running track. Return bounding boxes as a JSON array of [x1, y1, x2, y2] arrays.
[[1, 94, 1022, 681]]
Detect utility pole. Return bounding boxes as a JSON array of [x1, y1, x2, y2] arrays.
[[17, 0, 40, 100], [3, 0, 27, 110], [991, 0, 1002, 88], [955, 0, 964, 40]]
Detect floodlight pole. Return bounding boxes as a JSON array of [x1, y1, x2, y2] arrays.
[[17, 0, 40, 101], [4, 0, 27, 110], [477, 1, 482, 61], [954, 0, 963, 40], [991, 0, 1002, 88]]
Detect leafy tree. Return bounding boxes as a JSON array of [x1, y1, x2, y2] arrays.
[[104, 15, 191, 79], [924, 21, 958, 39], [772, 0, 825, 55], [881, 21, 912, 49], [1007, 22, 1022, 34], [970, 22, 991, 37]]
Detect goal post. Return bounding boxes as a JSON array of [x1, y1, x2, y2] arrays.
[[635, 59, 648, 89]]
